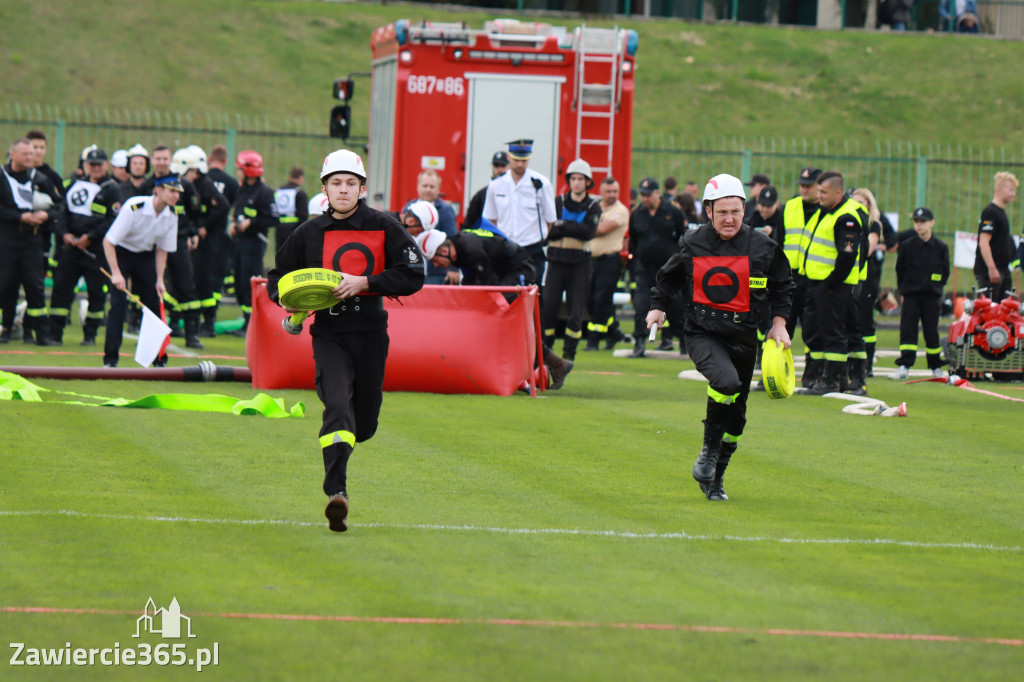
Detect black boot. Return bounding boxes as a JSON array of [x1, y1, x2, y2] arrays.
[[845, 358, 867, 396], [604, 326, 630, 350], [692, 420, 722, 485], [543, 345, 573, 390], [801, 358, 822, 389], [865, 342, 876, 377], [629, 339, 646, 358], [169, 311, 184, 338], [700, 441, 735, 501], [807, 360, 843, 395], [198, 311, 217, 338], [583, 330, 601, 351], [184, 311, 204, 349], [838, 359, 850, 393]]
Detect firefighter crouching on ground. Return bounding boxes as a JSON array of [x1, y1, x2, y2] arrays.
[[417, 228, 575, 390], [645, 174, 793, 501], [267, 149, 424, 533]]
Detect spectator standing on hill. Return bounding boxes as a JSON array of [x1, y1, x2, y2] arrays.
[[403, 169, 457, 284], [101, 175, 182, 367], [894, 207, 949, 380], [275, 167, 309, 252], [48, 147, 121, 345], [0, 138, 62, 345], [974, 171, 1019, 302], [645, 174, 792, 502], [585, 177, 631, 351], [206, 144, 240, 329], [628, 177, 687, 357], [482, 139, 557, 290], [267, 149, 424, 533], [544, 159, 600, 361], [461, 151, 508, 232]]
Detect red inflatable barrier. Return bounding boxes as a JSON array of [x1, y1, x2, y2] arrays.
[[247, 279, 546, 395]]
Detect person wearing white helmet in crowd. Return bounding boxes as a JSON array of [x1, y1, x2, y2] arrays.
[[118, 143, 151, 199], [172, 145, 228, 341], [645, 173, 793, 502], [110, 149, 130, 184], [542, 158, 601, 362], [307, 192, 329, 216], [401, 200, 439, 277], [267, 149, 424, 533]]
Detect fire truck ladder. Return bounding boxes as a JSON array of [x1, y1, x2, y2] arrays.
[[573, 26, 623, 175]]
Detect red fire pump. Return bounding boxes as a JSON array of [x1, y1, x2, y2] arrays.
[[946, 289, 1024, 380]]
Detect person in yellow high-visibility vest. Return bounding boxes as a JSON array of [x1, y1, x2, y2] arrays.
[[798, 171, 866, 395], [781, 167, 821, 385]]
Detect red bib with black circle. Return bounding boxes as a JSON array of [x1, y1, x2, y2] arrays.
[[693, 255, 750, 312], [322, 230, 385, 294]]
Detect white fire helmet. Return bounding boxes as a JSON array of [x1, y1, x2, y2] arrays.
[[80, 144, 98, 161], [416, 230, 447, 259], [171, 146, 208, 175], [702, 174, 747, 203], [405, 200, 439, 231], [564, 158, 594, 189], [126, 143, 149, 160], [110, 149, 128, 169], [308, 192, 329, 215], [320, 149, 366, 183]]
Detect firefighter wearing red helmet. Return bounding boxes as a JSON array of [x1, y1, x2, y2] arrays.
[[645, 173, 793, 502], [230, 150, 278, 335], [267, 149, 424, 533]]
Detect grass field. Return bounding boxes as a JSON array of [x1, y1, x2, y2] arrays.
[[2, 308, 1022, 680], [2, 0, 1023, 150]]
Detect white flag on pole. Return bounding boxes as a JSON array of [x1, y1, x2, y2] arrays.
[[134, 305, 171, 367]]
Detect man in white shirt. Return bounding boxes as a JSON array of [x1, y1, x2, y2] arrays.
[[102, 175, 182, 367], [481, 139, 556, 286]]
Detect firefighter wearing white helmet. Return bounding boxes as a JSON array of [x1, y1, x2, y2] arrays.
[[119, 144, 151, 199], [542, 158, 601, 361], [110, 149, 129, 183], [400, 199, 439, 237], [266, 148, 424, 533], [645, 172, 793, 503], [173, 145, 228, 341]]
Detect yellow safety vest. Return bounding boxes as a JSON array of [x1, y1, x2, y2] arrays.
[[800, 198, 862, 285], [782, 196, 810, 270]]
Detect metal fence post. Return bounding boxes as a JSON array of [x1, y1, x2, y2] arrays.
[[741, 148, 752, 186], [916, 155, 927, 208], [227, 128, 236, 165], [55, 119, 66, 177]]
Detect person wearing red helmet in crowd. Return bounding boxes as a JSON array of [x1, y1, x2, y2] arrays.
[[645, 173, 793, 502], [267, 149, 424, 533], [230, 150, 279, 336]]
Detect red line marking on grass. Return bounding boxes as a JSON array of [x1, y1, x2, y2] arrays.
[[2, 606, 1020, 647]]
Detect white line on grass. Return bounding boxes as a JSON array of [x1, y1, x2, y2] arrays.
[[2, 509, 1021, 553]]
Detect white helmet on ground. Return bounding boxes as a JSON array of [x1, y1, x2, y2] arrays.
[[405, 200, 439, 231], [416, 230, 447, 259], [110, 149, 128, 168], [320, 149, 366, 183], [171, 146, 208, 175], [564, 158, 594, 189], [702, 174, 747, 203]]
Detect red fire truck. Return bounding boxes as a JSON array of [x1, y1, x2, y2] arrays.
[[334, 18, 638, 221]]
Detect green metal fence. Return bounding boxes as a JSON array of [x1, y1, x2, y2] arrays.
[[632, 131, 1023, 245], [0, 104, 337, 199], [3, 104, 1021, 249]]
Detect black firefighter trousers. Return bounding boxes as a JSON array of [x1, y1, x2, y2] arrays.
[[312, 328, 389, 497]]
